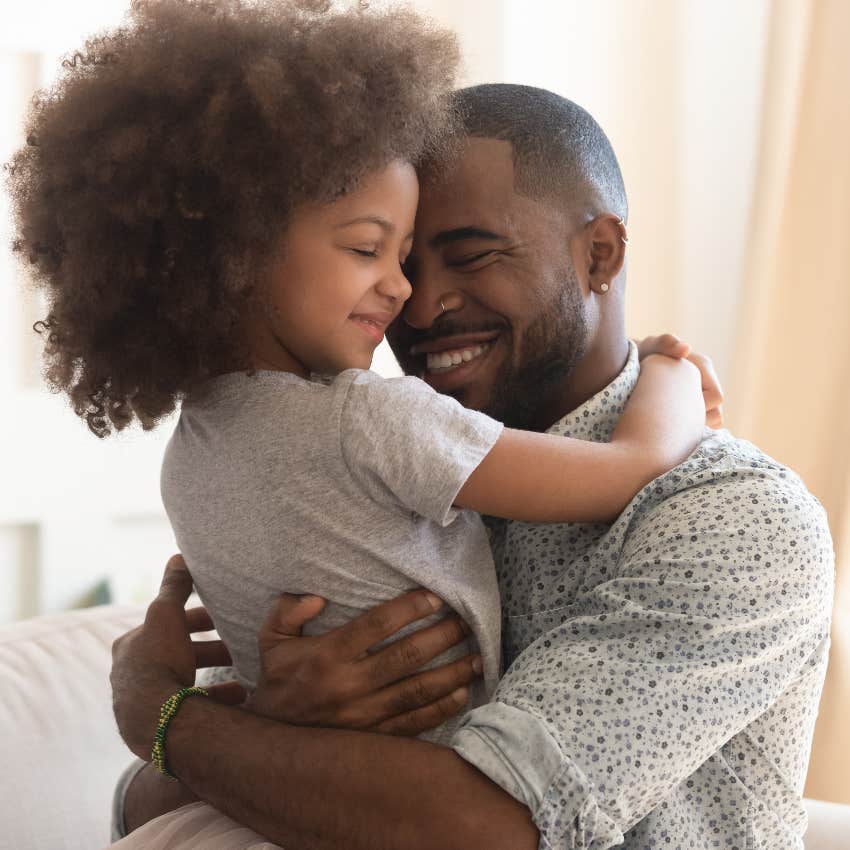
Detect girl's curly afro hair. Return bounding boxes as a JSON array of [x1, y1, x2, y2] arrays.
[[6, 0, 460, 436]]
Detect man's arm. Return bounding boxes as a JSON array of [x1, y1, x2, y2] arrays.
[[111, 561, 538, 849], [119, 589, 489, 834], [165, 698, 537, 850]]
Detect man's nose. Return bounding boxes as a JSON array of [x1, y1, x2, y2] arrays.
[[401, 278, 445, 329]]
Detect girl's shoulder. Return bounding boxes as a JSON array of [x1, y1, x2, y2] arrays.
[[335, 368, 436, 399]]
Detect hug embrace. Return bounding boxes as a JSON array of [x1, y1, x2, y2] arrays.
[[7, 1, 833, 848]]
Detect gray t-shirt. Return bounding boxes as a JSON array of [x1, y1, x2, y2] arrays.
[[161, 368, 504, 745]]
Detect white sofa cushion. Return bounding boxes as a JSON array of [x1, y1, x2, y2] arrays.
[[0, 605, 144, 850], [803, 798, 850, 849]]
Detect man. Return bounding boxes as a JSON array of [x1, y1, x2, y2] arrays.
[[110, 85, 833, 849]]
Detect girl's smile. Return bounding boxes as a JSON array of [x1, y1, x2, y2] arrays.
[[349, 311, 398, 343]]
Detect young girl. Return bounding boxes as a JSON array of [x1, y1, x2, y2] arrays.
[[8, 0, 707, 846]]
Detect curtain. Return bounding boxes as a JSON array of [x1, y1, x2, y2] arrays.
[[729, 0, 850, 804]]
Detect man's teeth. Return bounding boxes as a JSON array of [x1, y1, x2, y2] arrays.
[[426, 343, 490, 372]]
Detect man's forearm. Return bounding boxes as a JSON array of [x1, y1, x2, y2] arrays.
[[166, 698, 539, 850]]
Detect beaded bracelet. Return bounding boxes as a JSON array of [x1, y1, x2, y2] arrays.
[[151, 686, 209, 780]]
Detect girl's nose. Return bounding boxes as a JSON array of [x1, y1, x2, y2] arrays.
[[377, 266, 413, 303]]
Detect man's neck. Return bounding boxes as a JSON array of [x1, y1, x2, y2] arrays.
[[532, 333, 631, 432]]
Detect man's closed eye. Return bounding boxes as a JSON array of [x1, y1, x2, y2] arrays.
[[447, 250, 497, 268]]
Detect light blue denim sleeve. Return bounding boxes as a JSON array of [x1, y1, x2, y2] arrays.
[[451, 702, 623, 850], [452, 703, 560, 809]]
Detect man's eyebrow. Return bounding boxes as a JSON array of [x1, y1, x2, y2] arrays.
[[429, 227, 504, 247]]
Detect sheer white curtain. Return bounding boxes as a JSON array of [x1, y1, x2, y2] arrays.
[[728, 0, 850, 805]]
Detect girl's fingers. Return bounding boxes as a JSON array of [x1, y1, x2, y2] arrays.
[[706, 406, 724, 429], [656, 333, 691, 358], [686, 352, 725, 417], [638, 334, 691, 361], [702, 384, 724, 411]]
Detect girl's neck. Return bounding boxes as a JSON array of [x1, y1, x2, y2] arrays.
[[243, 312, 311, 379], [250, 343, 310, 379]]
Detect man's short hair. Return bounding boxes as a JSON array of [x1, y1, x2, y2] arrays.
[[453, 83, 628, 223]]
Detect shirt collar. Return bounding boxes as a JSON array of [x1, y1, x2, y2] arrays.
[[545, 340, 640, 443]]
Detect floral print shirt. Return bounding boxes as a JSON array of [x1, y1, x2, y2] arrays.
[[452, 342, 834, 850]]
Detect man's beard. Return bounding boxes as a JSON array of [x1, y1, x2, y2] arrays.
[[483, 276, 588, 431]]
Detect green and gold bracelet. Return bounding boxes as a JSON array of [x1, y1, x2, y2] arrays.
[[151, 686, 209, 780]]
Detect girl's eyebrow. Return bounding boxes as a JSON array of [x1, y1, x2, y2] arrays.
[[336, 216, 415, 243], [335, 215, 395, 231]]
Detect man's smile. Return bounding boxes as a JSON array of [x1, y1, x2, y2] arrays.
[[409, 329, 501, 356], [407, 332, 504, 391], [424, 342, 492, 372], [403, 328, 501, 382]]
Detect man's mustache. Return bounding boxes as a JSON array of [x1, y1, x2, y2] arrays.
[[391, 317, 508, 351]]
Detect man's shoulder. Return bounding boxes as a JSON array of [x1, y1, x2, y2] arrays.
[[621, 429, 833, 581], [640, 427, 821, 508]]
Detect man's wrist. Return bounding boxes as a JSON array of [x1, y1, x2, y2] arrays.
[[114, 676, 187, 762]]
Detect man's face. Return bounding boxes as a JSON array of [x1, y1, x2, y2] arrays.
[[388, 138, 589, 430]]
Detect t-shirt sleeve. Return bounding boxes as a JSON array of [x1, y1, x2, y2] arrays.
[[338, 370, 503, 525]]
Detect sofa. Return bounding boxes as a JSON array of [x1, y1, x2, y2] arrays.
[[1, 605, 848, 849]]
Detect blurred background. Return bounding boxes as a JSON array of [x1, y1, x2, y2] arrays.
[[1, 0, 848, 802]]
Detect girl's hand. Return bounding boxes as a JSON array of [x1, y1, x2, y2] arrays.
[[637, 334, 724, 429], [612, 353, 705, 486]]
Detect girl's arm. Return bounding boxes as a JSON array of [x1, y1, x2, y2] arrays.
[[455, 354, 704, 523]]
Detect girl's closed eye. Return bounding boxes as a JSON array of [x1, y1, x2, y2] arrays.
[[350, 247, 379, 258]]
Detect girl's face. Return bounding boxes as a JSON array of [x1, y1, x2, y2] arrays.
[[248, 160, 418, 377]]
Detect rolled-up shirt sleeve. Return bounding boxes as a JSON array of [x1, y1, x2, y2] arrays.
[[452, 464, 834, 849]]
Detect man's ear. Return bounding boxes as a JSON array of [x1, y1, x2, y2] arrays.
[[586, 214, 627, 295]]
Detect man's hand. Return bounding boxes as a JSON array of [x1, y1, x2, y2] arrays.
[[637, 333, 724, 428], [246, 590, 483, 736], [110, 555, 244, 760], [111, 561, 536, 850]]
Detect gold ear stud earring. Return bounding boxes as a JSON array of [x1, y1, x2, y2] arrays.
[[600, 283, 610, 293]]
